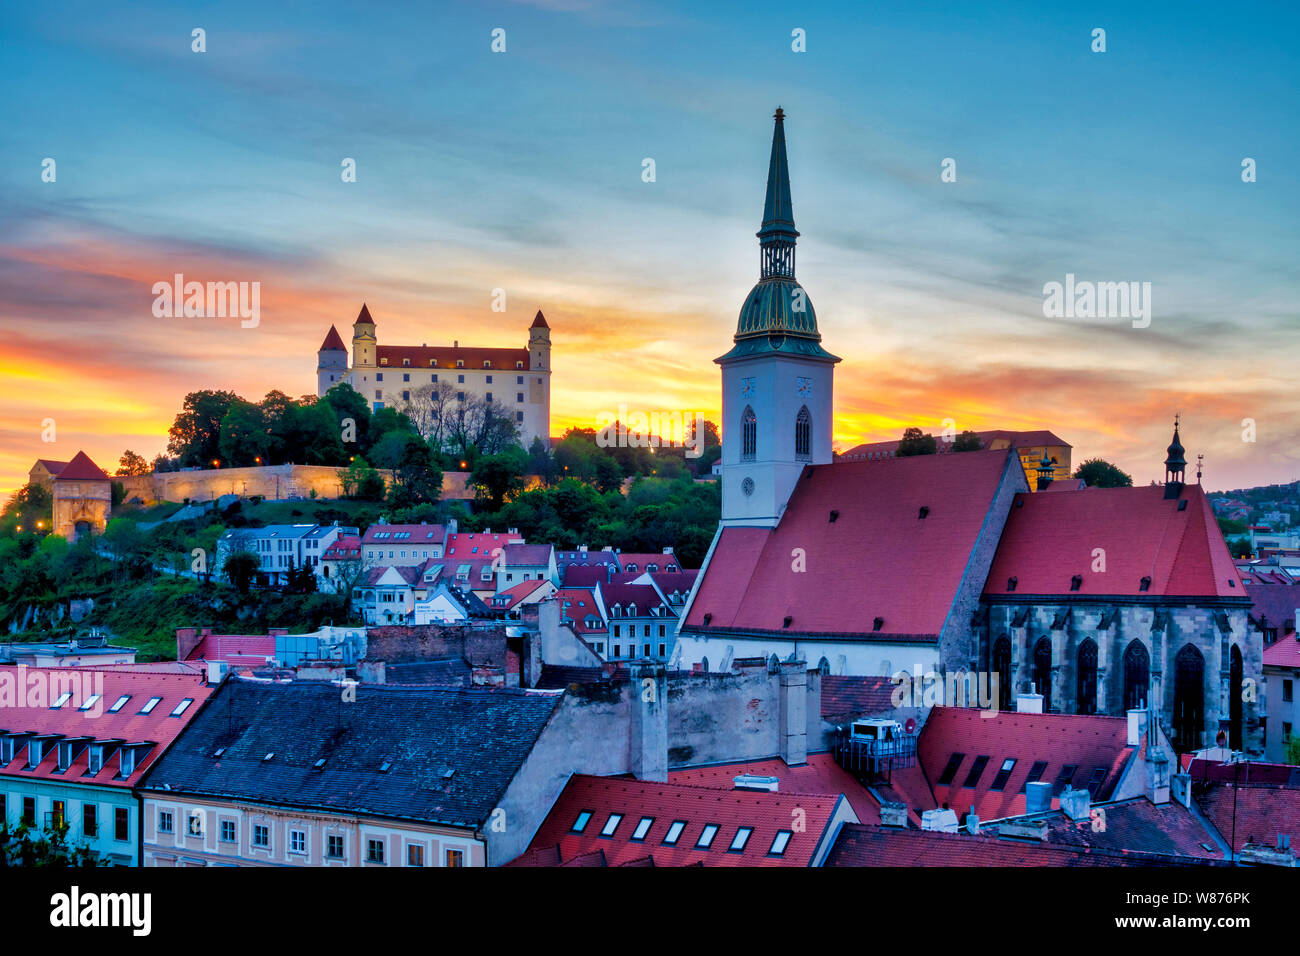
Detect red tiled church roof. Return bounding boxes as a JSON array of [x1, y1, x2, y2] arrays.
[[985, 484, 1244, 599], [685, 449, 1019, 639], [54, 450, 110, 482]]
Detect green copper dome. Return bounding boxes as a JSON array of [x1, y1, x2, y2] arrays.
[[717, 108, 839, 365]]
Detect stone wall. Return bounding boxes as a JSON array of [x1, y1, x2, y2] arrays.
[[364, 623, 508, 669]]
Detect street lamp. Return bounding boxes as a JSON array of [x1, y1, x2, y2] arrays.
[[212, 459, 220, 469]]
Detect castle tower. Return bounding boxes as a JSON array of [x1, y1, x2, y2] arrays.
[[1163, 416, 1186, 500], [316, 325, 349, 396], [351, 302, 377, 370], [717, 108, 840, 527], [526, 310, 552, 450], [52, 450, 111, 541], [529, 310, 550, 371]]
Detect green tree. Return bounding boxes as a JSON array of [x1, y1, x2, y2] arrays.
[[1074, 458, 1134, 488], [338, 456, 386, 501], [896, 427, 938, 457], [323, 382, 371, 450], [223, 551, 260, 594], [218, 399, 270, 466], [115, 449, 151, 476], [0, 821, 111, 867], [370, 432, 443, 508], [952, 430, 982, 452], [470, 447, 530, 511], [168, 389, 242, 467]]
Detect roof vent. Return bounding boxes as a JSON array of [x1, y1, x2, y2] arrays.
[[1139, 576, 1152, 592], [379, 760, 392, 773], [262, 752, 274, 762], [918, 506, 929, 519], [1006, 576, 1018, 592], [1177, 499, 1188, 511], [1070, 575, 1083, 592], [782, 615, 793, 629], [702, 613, 712, 625], [313, 758, 327, 770], [733, 774, 780, 793], [829, 510, 839, 523], [872, 617, 884, 632], [212, 747, 225, 758]]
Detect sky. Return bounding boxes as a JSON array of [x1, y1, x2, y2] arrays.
[[1, 0, 1297, 498]]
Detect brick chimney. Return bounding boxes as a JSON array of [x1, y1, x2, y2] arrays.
[[629, 662, 668, 782]]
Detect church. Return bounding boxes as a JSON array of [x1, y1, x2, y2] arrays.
[[675, 109, 1262, 756], [316, 304, 552, 449]]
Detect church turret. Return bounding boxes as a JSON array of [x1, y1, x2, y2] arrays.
[[717, 108, 840, 528], [316, 324, 349, 396], [1035, 451, 1054, 491], [352, 302, 377, 369], [1163, 416, 1186, 499]]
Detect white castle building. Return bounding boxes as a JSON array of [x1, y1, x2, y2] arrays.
[[316, 304, 552, 448]]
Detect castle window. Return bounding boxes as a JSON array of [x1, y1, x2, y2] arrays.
[[517, 393, 524, 403], [486, 375, 493, 384], [402, 358, 410, 367], [456, 360, 464, 368], [516, 412, 523, 423], [795, 406, 811, 460], [432, 374, 438, 383], [516, 361, 524, 369], [458, 375, 464, 384], [483, 361, 491, 368], [517, 376, 524, 385], [380, 358, 388, 365], [485, 393, 493, 403], [741, 406, 757, 461], [430, 359, 437, 367], [403, 373, 409, 382], [376, 373, 383, 381]]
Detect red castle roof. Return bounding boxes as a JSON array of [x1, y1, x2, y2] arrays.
[[54, 450, 110, 482], [319, 325, 347, 351]]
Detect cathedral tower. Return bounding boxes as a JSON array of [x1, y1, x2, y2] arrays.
[[717, 108, 840, 527], [352, 302, 377, 370]]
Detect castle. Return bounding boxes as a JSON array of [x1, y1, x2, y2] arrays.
[[675, 109, 1262, 756], [316, 305, 552, 449]]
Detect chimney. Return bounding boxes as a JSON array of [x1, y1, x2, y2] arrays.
[[628, 662, 668, 782], [356, 660, 386, 684], [1145, 743, 1171, 805], [1016, 693, 1044, 714], [921, 809, 959, 833], [1239, 840, 1297, 868], [1060, 786, 1090, 822], [998, 818, 1049, 841], [175, 627, 201, 661], [1171, 772, 1192, 808], [965, 812, 981, 835], [777, 660, 807, 766], [879, 802, 908, 828], [1025, 780, 1052, 814], [206, 660, 229, 685], [1127, 708, 1148, 746]]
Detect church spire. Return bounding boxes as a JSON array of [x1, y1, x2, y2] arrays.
[[758, 108, 798, 279], [1163, 415, 1187, 499]]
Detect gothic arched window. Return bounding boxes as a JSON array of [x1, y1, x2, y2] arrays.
[[1033, 638, 1053, 712], [1229, 644, 1244, 750], [741, 406, 757, 461], [992, 636, 1013, 711], [1122, 640, 1149, 711], [1077, 639, 1098, 715], [795, 406, 811, 460], [1173, 644, 1205, 752]]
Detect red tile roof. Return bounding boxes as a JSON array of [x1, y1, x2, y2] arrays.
[[1182, 759, 1300, 787], [319, 324, 347, 351], [502, 543, 553, 566], [354, 303, 373, 325], [1198, 784, 1300, 853], [668, 753, 882, 825], [444, 531, 524, 557], [555, 588, 606, 635], [599, 582, 669, 616], [378, 345, 529, 371], [685, 449, 1018, 638], [185, 633, 276, 664], [0, 668, 214, 788], [985, 484, 1244, 598], [562, 564, 613, 588], [1022, 796, 1224, 860], [491, 578, 549, 609], [361, 523, 446, 546], [32, 459, 69, 475], [508, 774, 850, 867], [616, 552, 681, 572], [530, 310, 549, 329], [918, 709, 1136, 821], [821, 675, 900, 721], [1263, 635, 1300, 669], [321, 535, 361, 560], [54, 450, 110, 482]]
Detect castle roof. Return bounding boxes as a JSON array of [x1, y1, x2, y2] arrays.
[[530, 310, 549, 329], [54, 450, 110, 482], [354, 302, 374, 326], [319, 325, 347, 352]]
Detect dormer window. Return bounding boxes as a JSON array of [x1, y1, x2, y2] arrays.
[[403, 358, 410, 367], [87, 744, 105, 776], [456, 360, 464, 368], [430, 359, 438, 367], [380, 357, 389, 365], [0, 737, 14, 765], [516, 360, 524, 369], [483, 361, 491, 368], [872, 617, 884, 631], [119, 747, 137, 778]]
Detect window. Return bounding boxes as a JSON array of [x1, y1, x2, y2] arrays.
[[990, 758, 1016, 791], [23, 797, 35, 825], [170, 698, 194, 717], [139, 697, 162, 715], [327, 834, 344, 858], [1053, 764, 1078, 795], [741, 406, 757, 460], [78, 694, 101, 712], [963, 755, 990, 788], [1020, 760, 1049, 792], [729, 827, 753, 852], [108, 695, 131, 713], [367, 838, 385, 864], [445, 849, 465, 867], [486, 375, 493, 383], [115, 808, 129, 841], [52, 691, 73, 708], [457, 374, 464, 383], [631, 817, 654, 841], [517, 375, 524, 385], [408, 844, 424, 867], [82, 804, 96, 837], [696, 824, 719, 849], [158, 810, 174, 833], [485, 392, 493, 403], [88, 745, 105, 775], [252, 824, 269, 848], [1284, 680, 1294, 703], [187, 811, 203, 836], [600, 813, 623, 837], [663, 820, 686, 845], [1084, 766, 1108, 795], [795, 406, 811, 459], [51, 800, 65, 828], [768, 830, 792, 856], [221, 820, 236, 843], [403, 372, 410, 381], [571, 809, 593, 832], [516, 392, 524, 403], [937, 752, 965, 786]]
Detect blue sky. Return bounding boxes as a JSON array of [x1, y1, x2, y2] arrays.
[[1, 0, 1296, 494]]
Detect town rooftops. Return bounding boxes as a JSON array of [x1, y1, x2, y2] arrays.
[[685, 448, 1019, 639], [554, 588, 607, 636], [1001, 795, 1226, 861], [491, 578, 550, 610], [33, 459, 69, 475], [616, 552, 680, 572], [1197, 783, 1300, 854], [321, 535, 362, 560], [54, 450, 111, 482], [563, 564, 614, 588], [184, 633, 275, 665], [821, 674, 900, 722], [140, 678, 563, 829], [668, 753, 883, 825], [1263, 635, 1300, 668], [600, 582, 669, 616], [914, 708, 1137, 822], [501, 543, 553, 566], [840, 429, 1071, 461], [0, 668, 213, 788], [508, 773, 853, 867], [985, 484, 1245, 600], [361, 523, 446, 545], [444, 531, 525, 557]]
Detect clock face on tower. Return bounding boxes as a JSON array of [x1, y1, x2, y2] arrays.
[[740, 377, 755, 399], [796, 376, 811, 398]]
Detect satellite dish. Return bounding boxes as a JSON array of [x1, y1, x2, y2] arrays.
[[904, 717, 917, 735]]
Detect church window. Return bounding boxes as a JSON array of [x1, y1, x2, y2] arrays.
[[1033, 638, 1052, 711], [795, 406, 811, 460], [741, 406, 757, 460]]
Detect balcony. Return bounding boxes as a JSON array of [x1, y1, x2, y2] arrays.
[[831, 727, 917, 783]]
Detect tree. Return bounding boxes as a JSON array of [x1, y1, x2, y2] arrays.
[[470, 447, 529, 511], [115, 450, 151, 476], [1229, 538, 1253, 560], [952, 430, 982, 452], [168, 389, 242, 467], [896, 427, 937, 457], [1, 482, 53, 535], [218, 400, 270, 467], [323, 382, 371, 451], [338, 456, 386, 501], [222, 551, 260, 594], [370, 432, 442, 509], [0, 821, 111, 867], [1074, 458, 1133, 488]]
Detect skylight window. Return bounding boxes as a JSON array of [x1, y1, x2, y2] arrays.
[[963, 755, 990, 788], [990, 758, 1017, 792], [663, 821, 686, 845], [139, 697, 162, 714], [170, 698, 194, 717], [937, 752, 965, 786], [695, 824, 719, 849], [52, 691, 73, 708], [631, 817, 653, 841], [729, 827, 753, 852], [572, 811, 593, 833], [1053, 764, 1078, 795], [768, 831, 792, 856], [108, 695, 131, 713], [600, 813, 623, 837], [78, 694, 102, 712], [1020, 760, 1049, 792]]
